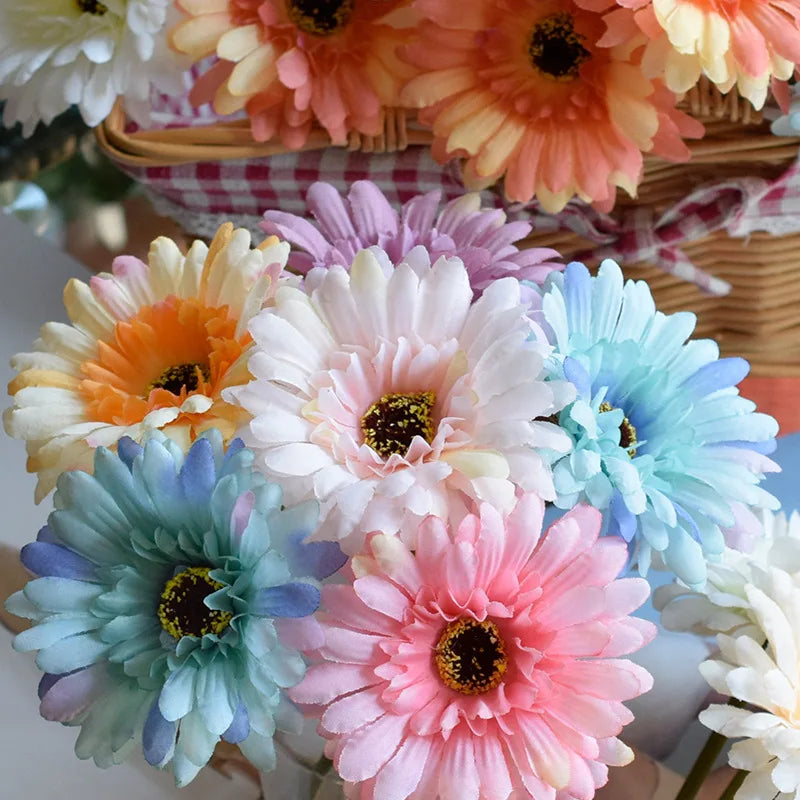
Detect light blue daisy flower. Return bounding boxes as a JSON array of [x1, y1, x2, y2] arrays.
[[536, 260, 780, 587], [5, 430, 346, 786]]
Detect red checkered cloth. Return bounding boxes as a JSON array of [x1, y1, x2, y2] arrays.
[[122, 80, 800, 294], [526, 160, 800, 296]]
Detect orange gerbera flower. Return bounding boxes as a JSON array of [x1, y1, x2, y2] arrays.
[[171, 0, 417, 146], [401, 0, 703, 212], [4, 224, 290, 502], [587, 0, 800, 109]]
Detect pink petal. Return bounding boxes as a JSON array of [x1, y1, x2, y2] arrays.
[[373, 734, 431, 800], [322, 584, 398, 635], [290, 663, 378, 706], [321, 689, 386, 735], [335, 713, 410, 782], [438, 734, 480, 800], [276, 47, 309, 90], [321, 627, 384, 665], [354, 575, 410, 622]]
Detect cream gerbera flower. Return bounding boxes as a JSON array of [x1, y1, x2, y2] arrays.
[[4, 224, 290, 501], [699, 565, 800, 799], [655, 509, 800, 640], [595, 0, 800, 109], [230, 247, 573, 553], [0, 0, 183, 134]]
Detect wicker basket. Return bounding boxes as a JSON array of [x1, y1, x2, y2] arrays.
[[96, 78, 800, 379]]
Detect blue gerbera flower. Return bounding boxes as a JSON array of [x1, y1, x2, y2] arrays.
[[5, 430, 346, 785], [536, 260, 780, 587]]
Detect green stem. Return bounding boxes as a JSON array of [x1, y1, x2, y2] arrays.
[[673, 730, 729, 800], [717, 769, 748, 800]]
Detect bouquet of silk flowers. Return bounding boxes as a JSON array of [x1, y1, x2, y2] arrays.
[[4, 181, 798, 800]]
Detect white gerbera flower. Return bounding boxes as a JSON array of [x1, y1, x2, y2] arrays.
[[230, 246, 573, 553], [698, 566, 800, 800], [654, 509, 800, 640], [0, 0, 182, 134]]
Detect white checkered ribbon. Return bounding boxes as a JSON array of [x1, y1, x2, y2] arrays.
[[513, 159, 800, 296]]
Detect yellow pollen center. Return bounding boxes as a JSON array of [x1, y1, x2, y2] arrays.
[[528, 13, 590, 81], [286, 0, 354, 35], [76, 0, 108, 14], [147, 362, 210, 397], [157, 566, 232, 640], [435, 618, 508, 695], [360, 391, 436, 460], [599, 401, 638, 457]]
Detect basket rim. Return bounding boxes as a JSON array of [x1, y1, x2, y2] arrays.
[[95, 75, 800, 168]]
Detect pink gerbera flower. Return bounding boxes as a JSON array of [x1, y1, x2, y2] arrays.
[[261, 181, 562, 296], [171, 0, 417, 145], [291, 497, 656, 800]]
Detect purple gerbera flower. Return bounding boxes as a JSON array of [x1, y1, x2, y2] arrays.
[[260, 180, 562, 296]]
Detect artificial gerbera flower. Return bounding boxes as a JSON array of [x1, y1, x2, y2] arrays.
[[4, 223, 290, 502], [170, 0, 416, 146], [5, 431, 345, 785], [655, 509, 800, 639], [697, 564, 800, 800], [592, 0, 800, 110], [291, 496, 655, 800], [401, 0, 703, 212], [537, 260, 779, 587], [0, 0, 182, 134], [229, 247, 572, 553], [261, 180, 562, 296]]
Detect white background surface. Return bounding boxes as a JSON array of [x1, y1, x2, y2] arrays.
[[0, 212, 260, 800]]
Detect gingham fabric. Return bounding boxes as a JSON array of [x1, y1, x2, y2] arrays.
[[123, 79, 800, 294], [531, 160, 800, 296]]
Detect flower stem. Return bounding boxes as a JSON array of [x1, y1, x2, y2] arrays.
[[673, 730, 729, 800], [717, 770, 747, 800]]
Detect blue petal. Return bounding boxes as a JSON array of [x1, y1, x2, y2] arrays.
[[681, 357, 750, 398], [252, 582, 320, 618], [223, 438, 246, 465], [181, 437, 217, 505], [719, 439, 777, 456], [563, 261, 593, 336], [563, 356, 592, 399], [21, 542, 98, 581], [222, 702, 250, 744], [143, 697, 178, 767], [117, 437, 143, 471], [36, 525, 59, 544], [288, 536, 347, 581], [608, 491, 637, 543]]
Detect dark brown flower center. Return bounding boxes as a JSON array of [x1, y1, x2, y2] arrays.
[[435, 618, 508, 695], [157, 566, 232, 640], [147, 362, 210, 396], [286, 0, 354, 35], [76, 0, 108, 14], [599, 401, 638, 456], [528, 13, 590, 81], [360, 391, 436, 460]]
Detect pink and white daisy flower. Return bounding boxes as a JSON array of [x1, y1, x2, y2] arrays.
[[291, 497, 656, 800], [261, 181, 562, 296], [229, 247, 572, 553]]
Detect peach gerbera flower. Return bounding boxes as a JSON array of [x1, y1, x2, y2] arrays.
[[401, 0, 703, 212], [4, 224, 290, 502], [171, 0, 417, 146], [589, 0, 800, 109], [291, 497, 656, 800]]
